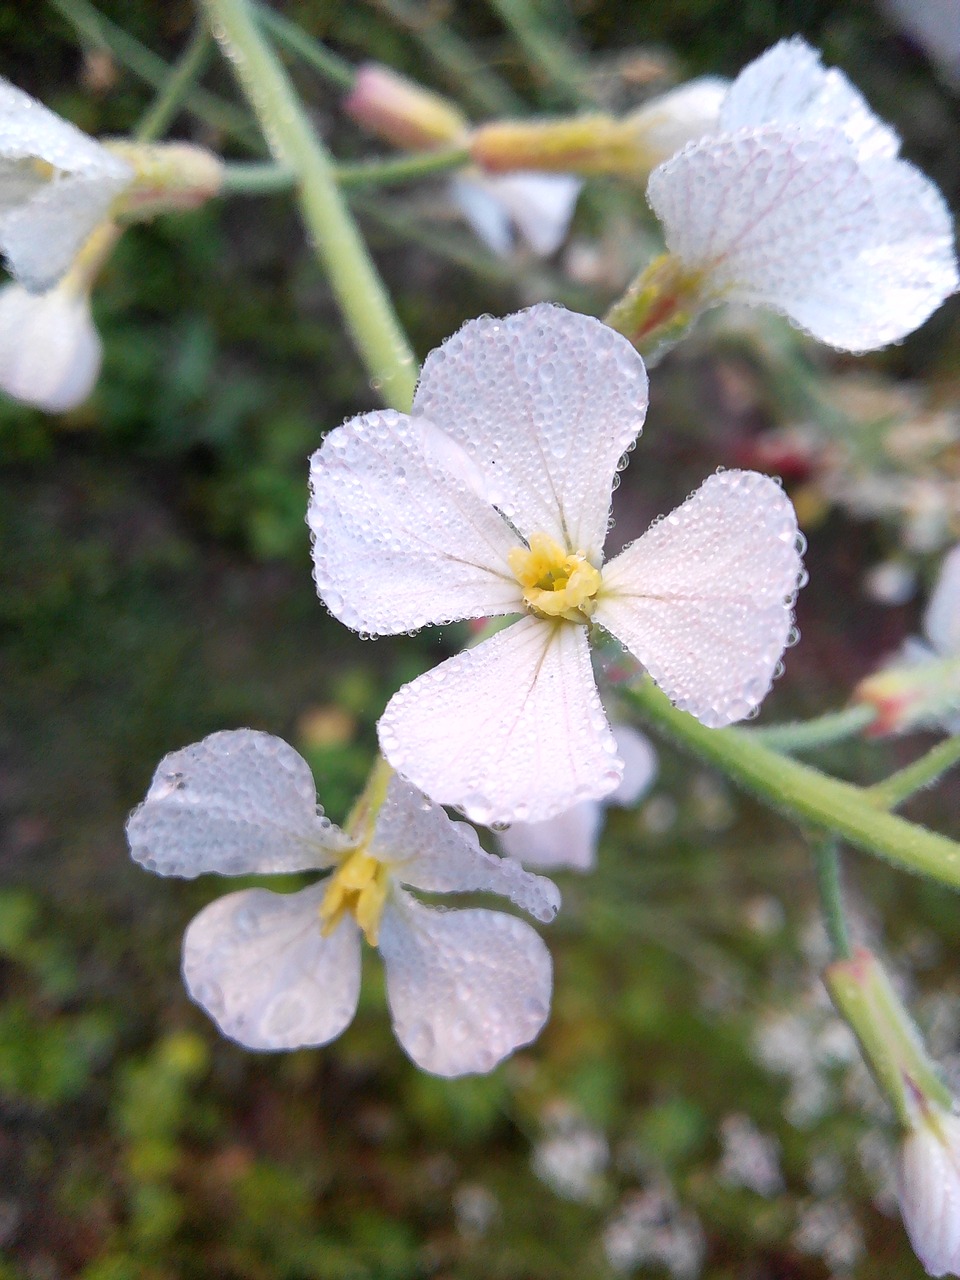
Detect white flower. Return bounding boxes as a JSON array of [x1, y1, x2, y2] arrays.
[[898, 1101, 960, 1276], [126, 730, 559, 1078], [624, 77, 728, 167], [497, 724, 657, 871], [920, 544, 960, 662], [646, 38, 958, 352], [0, 78, 132, 291], [0, 279, 101, 411], [308, 304, 804, 825], [451, 171, 582, 258]]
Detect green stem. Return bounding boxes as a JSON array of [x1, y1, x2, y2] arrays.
[[624, 677, 960, 891], [254, 4, 355, 92], [867, 735, 960, 810], [135, 24, 212, 142], [220, 161, 296, 194], [811, 837, 852, 960], [49, 0, 259, 147], [748, 704, 877, 753], [337, 145, 470, 188], [202, 0, 418, 412], [487, 0, 594, 106]]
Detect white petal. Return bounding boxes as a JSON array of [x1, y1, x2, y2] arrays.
[[451, 174, 516, 255], [412, 305, 648, 561], [898, 1111, 960, 1277], [609, 724, 658, 805], [628, 76, 728, 164], [720, 38, 901, 160], [0, 78, 132, 180], [925, 545, 960, 657], [497, 800, 603, 872], [595, 470, 803, 727], [182, 884, 361, 1051], [378, 616, 622, 824], [370, 774, 560, 921], [379, 892, 552, 1077], [126, 729, 349, 878], [469, 172, 581, 257], [0, 281, 100, 411], [308, 408, 522, 634]]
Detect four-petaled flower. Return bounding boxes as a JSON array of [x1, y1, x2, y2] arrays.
[[308, 303, 804, 826], [126, 730, 559, 1077], [646, 37, 959, 351]]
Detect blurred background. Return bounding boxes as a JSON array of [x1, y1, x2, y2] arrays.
[[3, 1, 960, 1276]]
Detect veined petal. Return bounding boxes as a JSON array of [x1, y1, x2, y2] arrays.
[[379, 892, 552, 1077], [0, 281, 100, 412], [412, 305, 648, 562], [370, 774, 561, 921], [308, 408, 523, 634], [719, 37, 901, 160], [595, 470, 803, 727], [126, 729, 349, 878], [497, 800, 604, 873], [378, 617, 623, 824], [182, 884, 361, 1051], [925, 545, 960, 658]]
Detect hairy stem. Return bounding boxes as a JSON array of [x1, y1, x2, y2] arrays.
[[867, 734, 960, 810], [812, 837, 852, 959], [748, 704, 877, 753]]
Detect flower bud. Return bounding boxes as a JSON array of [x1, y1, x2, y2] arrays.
[[898, 1099, 960, 1277], [343, 63, 468, 151], [106, 141, 224, 216]]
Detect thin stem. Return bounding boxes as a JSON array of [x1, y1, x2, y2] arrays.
[[625, 677, 960, 891], [867, 735, 960, 811], [49, 0, 259, 148], [812, 837, 852, 960], [220, 161, 296, 194], [202, 0, 418, 412], [135, 23, 212, 142], [336, 145, 470, 188], [254, 4, 355, 92], [487, 0, 594, 106], [748, 704, 877, 753]]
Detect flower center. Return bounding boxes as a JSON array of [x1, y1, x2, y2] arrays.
[[319, 848, 391, 946], [508, 531, 601, 623]]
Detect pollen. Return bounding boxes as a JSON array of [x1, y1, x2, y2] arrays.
[[508, 531, 602, 623], [319, 847, 390, 946]]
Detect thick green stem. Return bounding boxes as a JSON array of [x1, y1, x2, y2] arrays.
[[811, 837, 851, 960], [625, 677, 960, 890], [254, 4, 355, 91], [202, 0, 418, 412], [135, 24, 212, 142], [748, 704, 877, 753], [867, 735, 960, 810]]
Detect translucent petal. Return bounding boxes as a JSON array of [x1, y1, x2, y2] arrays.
[[455, 172, 581, 257], [720, 37, 901, 160], [182, 884, 362, 1051], [451, 173, 514, 255], [596, 470, 803, 727], [497, 800, 603, 872], [378, 616, 623, 825], [379, 892, 552, 1077], [0, 180, 122, 291], [0, 281, 100, 412], [898, 1112, 960, 1277], [609, 724, 659, 805], [412, 305, 648, 561], [370, 774, 561, 921], [925, 544, 960, 657], [127, 729, 349, 878], [308, 408, 523, 634], [0, 77, 132, 179], [628, 76, 728, 164]]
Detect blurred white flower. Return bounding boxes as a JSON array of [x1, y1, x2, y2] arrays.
[[0, 77, 132, 291], [308, 304, 804, 824], [497, 724, 656, 871], [883, 0, 960, 89], [450, 170, 582, 257], [126, 730, 559, 1078], [624, 77, 728, 166], [0, 278, 100, 412], [647, 38, 958, 351], [898, 1100, 960, 1276]]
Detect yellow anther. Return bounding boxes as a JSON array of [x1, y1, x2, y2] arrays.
[[319, 848, 390, 946], [508, 531, 602, 623]]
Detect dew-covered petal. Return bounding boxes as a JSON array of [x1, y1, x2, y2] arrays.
[[379, 892, 552, 1077], [126, 729, 349, 878], [719, 37, 901, 160], [0, 281, 100, 412], [0, 77, 131, 179], [378, 616, 622, 824], [595, 470, 803, 727], [497, 799, 604, 872], [308, 408, 523, 634], [897, 1111, 960, 1277], [924, 544, 960, 658], [182, 884, 362, 1051], [412, 305, 648, 561], [370, 774, 560, 921]]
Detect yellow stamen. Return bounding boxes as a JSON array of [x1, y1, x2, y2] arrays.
[[319, 848, 390, 946], [508, 531, 602, 623]]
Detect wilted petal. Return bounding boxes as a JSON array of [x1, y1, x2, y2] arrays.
[[898, 1109, 960, 1277], [182, 884, 362, 1051], [127, 729, 349, 878], [0, 281, 100, 411], [379, 892, 552, 1076], [596, 470, 802, 727], [370, 774, 560, 921], [308, 408, 522, 634], [924, 545, 960, 657], [378, 616, 622, 824], [497, 800, 604, 872], [413, 305, 648, 561]]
